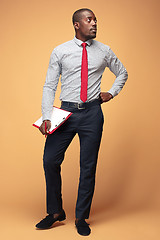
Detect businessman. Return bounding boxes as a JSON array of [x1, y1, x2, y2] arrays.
[[35, 8, 128, 236]]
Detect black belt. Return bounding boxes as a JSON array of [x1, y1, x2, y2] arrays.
[[61, 98, 102, 110]]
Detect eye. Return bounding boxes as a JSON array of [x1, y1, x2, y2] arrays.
[[94, 19, 97, 23], [87, 18, 91, 22]]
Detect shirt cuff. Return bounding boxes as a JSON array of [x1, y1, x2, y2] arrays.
[[107, 89, 117, 98], [42, 113, 52, 122]]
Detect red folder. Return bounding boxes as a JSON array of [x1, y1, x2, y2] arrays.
[[33, 106, 72, 134]]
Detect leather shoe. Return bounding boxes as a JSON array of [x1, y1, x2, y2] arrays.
[[75, 219, 91, 236], [35, 209, 66, 229]]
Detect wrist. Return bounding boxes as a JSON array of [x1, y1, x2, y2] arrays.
[[43, 119, 51, 122], [107, 92, 113, 99]]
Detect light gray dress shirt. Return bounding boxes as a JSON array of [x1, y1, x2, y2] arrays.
[[42, 36, 128, 121]]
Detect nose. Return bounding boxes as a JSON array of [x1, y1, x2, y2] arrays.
[[92, 19, 97, 26]]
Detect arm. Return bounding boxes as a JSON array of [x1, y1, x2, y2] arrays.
[[101, 47, 128, 103], [40, 49, 61, 135]]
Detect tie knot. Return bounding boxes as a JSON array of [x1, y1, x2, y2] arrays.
[[81, 42, 87, 48]]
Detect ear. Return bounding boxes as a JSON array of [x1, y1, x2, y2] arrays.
[[74, 22, 80, 30]]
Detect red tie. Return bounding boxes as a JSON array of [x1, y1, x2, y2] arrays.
[[80, 43, 88, 102]]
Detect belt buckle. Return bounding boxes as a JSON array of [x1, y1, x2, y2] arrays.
[[77, 103, 85, 110]]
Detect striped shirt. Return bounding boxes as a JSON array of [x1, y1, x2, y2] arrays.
[[42, 36, 128, 121]]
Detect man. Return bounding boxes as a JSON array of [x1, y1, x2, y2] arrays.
[[35, 8, 128, 236]]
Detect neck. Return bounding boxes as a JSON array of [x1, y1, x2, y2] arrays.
[[75, 34, 90, 42]]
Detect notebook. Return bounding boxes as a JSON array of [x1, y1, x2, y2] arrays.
[[33, 106, 72, 134]]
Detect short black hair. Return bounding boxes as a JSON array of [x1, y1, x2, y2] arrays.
[[72, 8, 93, 25]]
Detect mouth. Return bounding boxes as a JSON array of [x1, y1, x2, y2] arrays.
[[90, 28, 97, 33]]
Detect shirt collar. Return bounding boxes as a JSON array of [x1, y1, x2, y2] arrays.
[[73, 36, 92, 47]]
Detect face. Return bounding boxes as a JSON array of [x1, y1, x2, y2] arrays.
[[74, 11, 97, 41]]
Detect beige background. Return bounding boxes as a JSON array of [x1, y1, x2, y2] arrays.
[[1, 0, 160, 239]]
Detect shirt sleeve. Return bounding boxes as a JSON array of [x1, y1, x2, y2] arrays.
[[42, 49, 61, 121], [105, 47, 128, 98]]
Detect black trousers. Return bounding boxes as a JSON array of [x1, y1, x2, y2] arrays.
[[43, 101, 104, 219]]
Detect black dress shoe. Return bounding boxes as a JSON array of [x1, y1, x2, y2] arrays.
[[35, 209, 66, 229], [75, 219, 91, 236]]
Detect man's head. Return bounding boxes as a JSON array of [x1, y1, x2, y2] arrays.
[[72, 8, 97, 42]]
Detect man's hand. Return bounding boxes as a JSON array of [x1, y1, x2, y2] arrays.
[[39, 120, 51, 135], [100, 92, 113, 103]]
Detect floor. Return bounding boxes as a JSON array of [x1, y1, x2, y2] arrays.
[[1, 205, 159, 240]]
